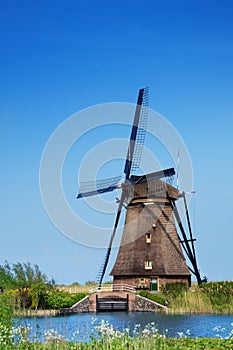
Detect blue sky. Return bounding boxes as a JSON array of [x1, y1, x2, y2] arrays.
[[1, 0, 233, 284]]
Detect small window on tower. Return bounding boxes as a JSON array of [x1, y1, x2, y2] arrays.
[[146, 233, 151, 243], [144, 260, 152, 270]]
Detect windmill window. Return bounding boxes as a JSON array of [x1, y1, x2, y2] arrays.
[[146, 233, 151, 243], [144, 260, 152, 270]]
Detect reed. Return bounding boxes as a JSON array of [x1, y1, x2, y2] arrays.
[[167, 282, 233, 314], [168, 286, 214, 314], [56, 284, 92, 294]]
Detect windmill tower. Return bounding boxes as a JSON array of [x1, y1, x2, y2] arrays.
[[77, 88, 202, 290], [110, 175, 191, 290]]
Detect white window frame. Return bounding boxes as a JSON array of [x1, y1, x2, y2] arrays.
[[144, 260, 152, 270], [146, 232, 151, 243]]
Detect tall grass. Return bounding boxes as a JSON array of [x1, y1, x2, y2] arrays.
[[56, 284, 92, 294], [168, 287, 214, 314], [168, 282, 233, 314], [139, 282, 233, 314]]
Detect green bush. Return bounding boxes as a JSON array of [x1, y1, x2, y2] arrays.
[[46, 291, 88, 309], [138, 291, 167, 306], [161, 282, 188, 298], [0, 293, 15, 347], [0, 293, 14, 327], [137, 283, 189, 308], [70, 292, 88, 305]]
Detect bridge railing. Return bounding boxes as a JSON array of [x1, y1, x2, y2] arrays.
[[89, 284, 136, 294]]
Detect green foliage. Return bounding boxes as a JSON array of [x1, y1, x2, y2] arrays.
[[29, 282, 48, 310], [0, 293, 15, 347], [0, 261, 55, 311], [0, 337, 232, 349], [70, 292, 88, 305], [46, 291, 88, 309], [161, 282, 188, 299], [0, 260, 49, 290], [12, 262, 49, 311], [46, 290, 70, 309], [138, 291, 167, 306], [0, 293, 14, 327], [156, 282, 233, 313], [200, 281, 233, 312], [0, 261, 16, 290], [0, 260, 90, 312], [12, 261, 48, 289]]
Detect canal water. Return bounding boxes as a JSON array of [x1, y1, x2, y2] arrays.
[[20, 312, 233, 342]]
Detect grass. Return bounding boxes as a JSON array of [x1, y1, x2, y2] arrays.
[[56, 284, 92, 294], [169, 283, 233, 314], [138, 282, 233, 314], [0, 338, 232, 349], [167, 286, 214, 314]]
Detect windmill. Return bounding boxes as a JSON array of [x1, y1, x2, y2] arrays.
[[77, 88, 202, 290]]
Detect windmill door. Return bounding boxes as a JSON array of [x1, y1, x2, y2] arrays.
[[150, 278, 158, 291]]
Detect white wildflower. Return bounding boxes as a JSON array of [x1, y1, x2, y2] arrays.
[[177, 331, 185, 338], [44, 329, 66, 344]]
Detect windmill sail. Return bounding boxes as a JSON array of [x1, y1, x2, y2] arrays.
[[97, 88, 149, 285], [131, 87, 149, 172], [77, 88, 148, 199], [77, 168, 175, 199], [124, 87, 148, 179], [76, 87, 202, 287], [77, 176, 121, 198]]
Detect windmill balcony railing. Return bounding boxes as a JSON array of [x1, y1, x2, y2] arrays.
[[89, 284, 136, 294]]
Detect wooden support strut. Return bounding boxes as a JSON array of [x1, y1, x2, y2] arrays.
[[168, 195, 202, 285]]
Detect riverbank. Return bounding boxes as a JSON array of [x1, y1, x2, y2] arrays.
[[17, 307, 233, 318], [18, 309, 60, 317], [13, 281, 233, 316]]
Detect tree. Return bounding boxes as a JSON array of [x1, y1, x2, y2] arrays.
[[30, 282, 47, 310], [10, 262, 48, 310], [0, 261, 55, 310], [0, 261, 16, 290], [12, 262, 48, 288]]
